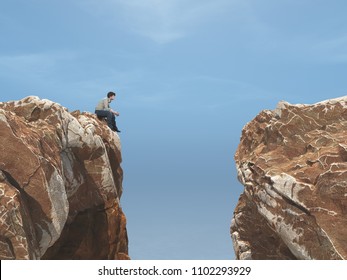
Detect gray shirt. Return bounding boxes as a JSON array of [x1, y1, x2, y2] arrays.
[[95, 97, 111, 111]]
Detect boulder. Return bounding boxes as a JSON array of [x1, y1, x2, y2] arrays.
[[0, 96, 128, 259], [232, 97, 347, 260]]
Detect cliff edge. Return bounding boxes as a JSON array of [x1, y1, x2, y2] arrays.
[[0, 96, 128, 259], [232, 96, 347, 260]]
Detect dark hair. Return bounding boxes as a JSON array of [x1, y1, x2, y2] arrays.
[[107, 91, 116, 98]]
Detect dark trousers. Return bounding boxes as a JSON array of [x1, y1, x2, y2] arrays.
[[95, 110, 117, 130]]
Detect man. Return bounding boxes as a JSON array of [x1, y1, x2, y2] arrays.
[[95, 91, 121, 132]]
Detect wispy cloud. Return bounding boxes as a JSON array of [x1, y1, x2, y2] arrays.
[[0, 51, 95, 103], [0, 50, 175, 108], [0, 51, 78, 81], [311, 35, 347, 63], [82, 0, 235, 44], [0, 53, 54, 79]]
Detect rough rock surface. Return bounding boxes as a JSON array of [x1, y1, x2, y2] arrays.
[[0, 96, 129, 260], [231, 96, 347, 260]]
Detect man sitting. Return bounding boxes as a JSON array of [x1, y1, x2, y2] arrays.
[[95, 91, 121, 132]]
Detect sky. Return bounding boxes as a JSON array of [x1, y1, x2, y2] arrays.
[[1, 0, 347, 260]]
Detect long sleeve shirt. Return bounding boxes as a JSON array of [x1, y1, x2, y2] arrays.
[[95, 97, 111, 111]]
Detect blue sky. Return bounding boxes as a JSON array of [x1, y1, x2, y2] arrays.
[[1, 0, 347, 259]]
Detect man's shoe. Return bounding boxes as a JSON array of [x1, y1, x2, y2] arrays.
[[111, 126, 121, 132]]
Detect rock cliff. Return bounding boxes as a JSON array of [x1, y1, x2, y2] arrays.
[[0, 96, 129, 260], [231, 96, 347, 260]]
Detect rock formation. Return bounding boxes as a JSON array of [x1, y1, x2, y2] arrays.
[[231, 96, 347, 260], [0, 96, 129, 260]]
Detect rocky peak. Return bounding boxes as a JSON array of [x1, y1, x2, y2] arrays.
[[231, 96, 347, 260], [0, 96, 128, 259]]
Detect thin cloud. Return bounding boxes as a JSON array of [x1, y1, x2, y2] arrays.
[[0, 51, 78, 79], [0, 51, 88, 101], [312, 35, 347, 63], [82, 0, 235, 44], [0, 53, 54, 78]]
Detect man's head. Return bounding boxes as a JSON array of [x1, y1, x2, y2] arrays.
[[107, 91, 116, 100]]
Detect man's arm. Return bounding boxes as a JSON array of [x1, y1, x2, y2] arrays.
[[111, 109, 120, 116], [104, 98, 119, 115], [103, 99, 110, 110]]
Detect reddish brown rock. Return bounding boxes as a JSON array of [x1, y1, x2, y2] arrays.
[[231, 97, 347, 260], [0, 96, 129, 259]]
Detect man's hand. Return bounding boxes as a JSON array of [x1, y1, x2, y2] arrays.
[[112, 110, 120, 116]]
